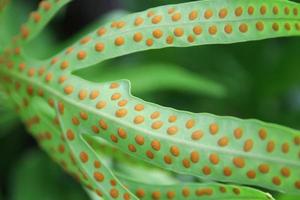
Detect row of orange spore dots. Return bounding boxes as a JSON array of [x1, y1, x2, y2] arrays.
[[19, 0, 64, 41], [131, 184, 270, 200], [0, 62, 132, 200], [3, 36, 300, 191], [31, 100, 134, 200], [44, 3, 300, 76], [46, 85, 136, 200], [55, 64, 300, 191]]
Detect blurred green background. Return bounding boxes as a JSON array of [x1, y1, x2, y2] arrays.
[[1, 0, 300, 200]]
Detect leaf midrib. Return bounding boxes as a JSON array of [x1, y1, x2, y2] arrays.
[[3, 67, 300, 169]]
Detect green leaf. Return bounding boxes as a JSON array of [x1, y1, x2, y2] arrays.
[[16, 0, 71, 44], [76, 62, 226, 98], [1, 0, 300, 199], [42, 0, 300, 72], [120, 179, 274, 200], [88, 134, 275, 200], [9, 150, 88, 200]]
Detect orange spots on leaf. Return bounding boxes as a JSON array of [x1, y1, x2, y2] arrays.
[[209, 153, 219, 165], [151, 111, 160, 119], [79, 152, 89, 163], [256, 21, 264, 31], [186, 119, 195, 129], [115, 108, 128, 118], [146, 38, 154, 46], [272, 176, 281, 186], [190, 151, 200, 163], [136, 189, 145, 198], [31, 11, 41, 23], [284, 7, 290, 15], [95, 43, 105, 52], [99, 119, 108, 130], [134, 17, 144, 26], [295, 181, 300, 189], [233, 157, 245, 168], [235, 6, 243, 17], [204, 9, 213, 19], [285, 23, 291, 31], [223, 166, 232, 176], [170, 146, 180, 157], [60, 61, 69, 70], [78, 89, 88, 100], [167, 126, 178, 135], [94, 172, 104, 182], [294, 136, 300, 146], [266, 140, 275, 153], [77, 51, 87, 60], [152, 15, 162, 24], [168, 115, 177, 123], [118, 128, 127, 139], [239, 23, 248, 33], [171, 12, 181, 21], [247, 170, 256, 179], [191, 130, 204, 141], [40, 1, 51, 11], [80, 36, 91, 45], [189, 10, 198, 20], [281, 143, 290, 153], [272, 23, 279, 31], [97, 27, 106, 36], [202, 165, 212, 175], [243, 139, 254, 152], [152, 191, 160, 200], [110, 188, 119, 198], [258, 164, 270, 174], [218, 136, 229, 147], [146, 150, 154, 159], [89, 90, 99, 100], [182, 158, 191, 168], [134, 115, 144, 124], [219, 8, 228, 18], [293, 8, 299, 16], [193, 25, 202, 35], [58, 75, 67, 84], [281, 167, 290, 177], [111, 93, 121, 100], [135, 135, 145, 145], [166, 35, 174, 44], [152, 121, 163, 129], [224, 24, 233, 34], [133, 32, 143, 42], [135, 104, 144, 111], [182, 188, 190, 197], [174, 28, 184, 37], [248, 6, 255, 15], [164, 155, 172, 164], [234, 128, 243, 139], [118, 99, 128, 107], [80, 111, 89, 120], [64, 85, 74, 95], [111, 135, 118, 143], [209, 123, 219, 135], [153, 29, 163, 39], [115, 36, 125, 46], [151, 140, 161, 151], [260, 5, 267, 15]]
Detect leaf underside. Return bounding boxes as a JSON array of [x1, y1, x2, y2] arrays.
[[1, 0, 300, 199]]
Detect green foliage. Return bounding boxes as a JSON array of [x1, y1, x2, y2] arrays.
[[1, 0, 300, 199], [9, 150, 89, 200]]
